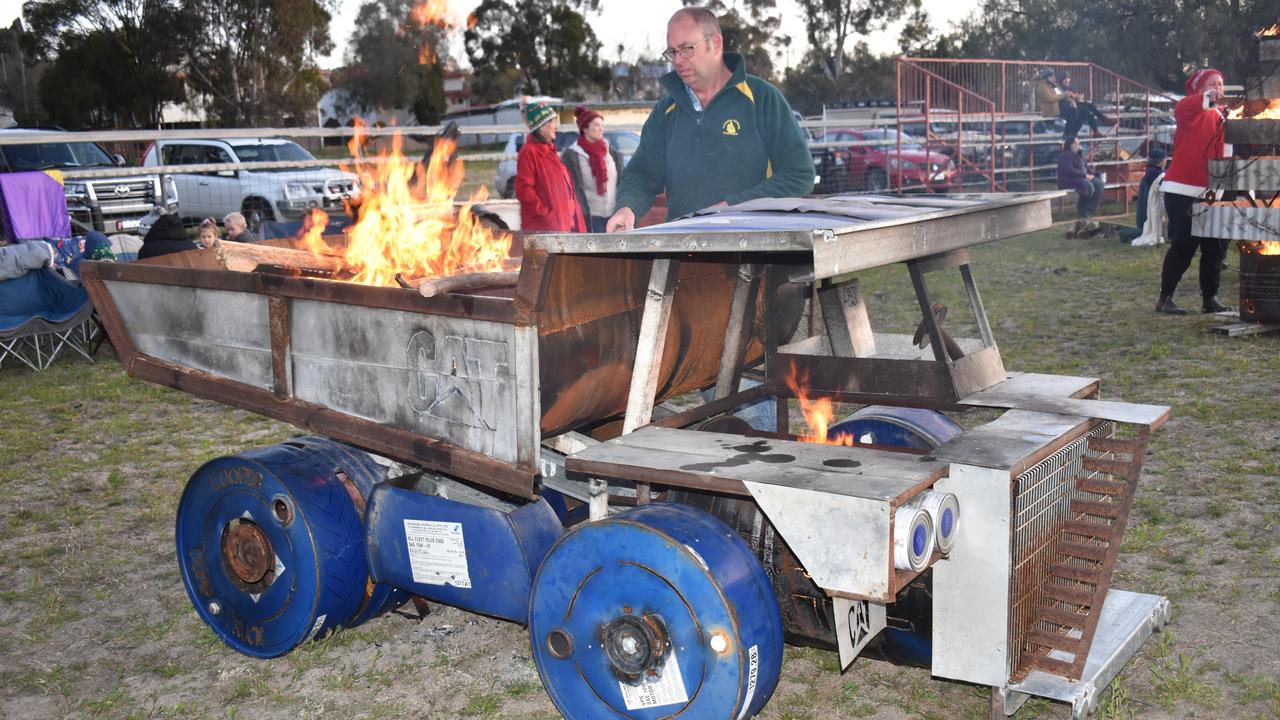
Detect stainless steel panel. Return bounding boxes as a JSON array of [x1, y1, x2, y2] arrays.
[[1191, 203, 1280, 242], [744, 481, 894, 599], [106, 281, 272, 389], [810, 199, 1054, 280], [288, 299, 523, 464], [1009, 590, 1171, 718], [932, 463, 1013, 687]]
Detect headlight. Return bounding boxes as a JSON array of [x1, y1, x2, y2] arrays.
[[64, 182, 87, 199], [901, 160, 918, 170], [284, 181, 313, 199], [163, 176, 180, 207]]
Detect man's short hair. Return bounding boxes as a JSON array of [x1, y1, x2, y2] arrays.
[[670, 6, 721, 37]]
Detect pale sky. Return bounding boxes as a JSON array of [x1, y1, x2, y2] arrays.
[[0, 0, 980, 70]]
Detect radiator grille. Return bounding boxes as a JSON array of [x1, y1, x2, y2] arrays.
[[1007, 421, 1114, 674]]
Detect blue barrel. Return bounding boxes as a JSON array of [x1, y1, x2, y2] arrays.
[[530, 503, 783, 719], [828, 405, 963, 450], [175, 437, 406, 658]]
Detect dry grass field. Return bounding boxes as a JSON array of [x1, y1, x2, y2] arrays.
[[1, 221, 1277, 719]]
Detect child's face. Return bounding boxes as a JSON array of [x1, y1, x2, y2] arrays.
[[198, 227, 217, 247]]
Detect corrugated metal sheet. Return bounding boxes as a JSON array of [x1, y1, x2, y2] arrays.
[[1192, 203, 1280, 241], [1209, 158, 1280, 193]]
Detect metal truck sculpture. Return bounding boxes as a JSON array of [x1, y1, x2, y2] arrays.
[[82, 130, 1173, 720]]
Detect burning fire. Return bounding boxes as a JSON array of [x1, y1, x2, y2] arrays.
[[785, 365, 856, 445], [1228, 99, 1280, 120], [409, 0, 457, 64], [297, 120, 513, 287], [1258, 23, 1279, 37], [1242, 240, 1280, 256]]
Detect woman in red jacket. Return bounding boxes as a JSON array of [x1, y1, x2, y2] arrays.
[[515, 100, 587, 233], [1156, 68, 1229, 315]]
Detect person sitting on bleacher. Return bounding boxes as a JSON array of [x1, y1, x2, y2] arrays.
[[1057, 135, 1106, 237]]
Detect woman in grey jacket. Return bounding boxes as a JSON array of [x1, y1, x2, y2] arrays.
[[560, 106, 624, 233]]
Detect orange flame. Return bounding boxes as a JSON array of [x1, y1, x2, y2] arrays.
[[1258, 23, 1279, 37], [1242, 240, 1280, 256], [784, 365, 856, 445], [1228, 99, 1280, 119], [296, 119, 513, 287], [410, 0, 456, 64]]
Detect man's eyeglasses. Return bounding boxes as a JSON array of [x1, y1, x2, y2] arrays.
[[662, 32, 712, 62]]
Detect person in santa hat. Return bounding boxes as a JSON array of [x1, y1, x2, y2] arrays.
[[1155, 68, 1231, 315]]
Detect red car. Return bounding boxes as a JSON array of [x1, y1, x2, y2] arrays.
[[811, 128, 958, 194]]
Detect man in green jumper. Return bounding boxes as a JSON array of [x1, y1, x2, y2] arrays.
[[605, 7, 815, 232]]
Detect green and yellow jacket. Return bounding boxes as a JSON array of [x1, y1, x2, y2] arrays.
[[616, 53, 815, 221]]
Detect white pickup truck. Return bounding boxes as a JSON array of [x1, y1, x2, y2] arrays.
[[141, 137, 358, 227]]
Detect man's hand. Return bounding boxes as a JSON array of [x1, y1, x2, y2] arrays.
[[707, 201, 729, 209], [606, 207, 636, 233]]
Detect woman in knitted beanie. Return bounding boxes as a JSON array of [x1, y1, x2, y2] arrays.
[[515, 98, 586, 233], [560, 106, 625, 233], [1154, 68, 1230, 315]]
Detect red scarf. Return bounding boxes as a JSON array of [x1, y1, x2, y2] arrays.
[[577, 135, 609, 196]]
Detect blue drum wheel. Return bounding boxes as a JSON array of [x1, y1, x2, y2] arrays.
[[175, 437, 405, 658], [529, 503, 783, 719], [828, 405, 962, 450]]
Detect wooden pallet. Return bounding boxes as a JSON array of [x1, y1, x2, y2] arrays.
[[1017, 431, 1151, 681], [1208, 310, 1280, 336]]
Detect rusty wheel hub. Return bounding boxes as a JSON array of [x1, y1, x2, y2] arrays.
[[221, 519, 274, 589]]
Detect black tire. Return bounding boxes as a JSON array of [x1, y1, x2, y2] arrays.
[[503, 177, 515, 199], [866, 168, 888, 193]]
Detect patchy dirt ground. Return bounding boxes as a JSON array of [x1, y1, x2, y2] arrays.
[[1, 225, 1278, 719]]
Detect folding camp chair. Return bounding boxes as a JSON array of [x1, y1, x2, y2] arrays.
[[0, 266, 95, 371]]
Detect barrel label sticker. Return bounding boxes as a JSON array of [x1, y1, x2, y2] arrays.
[[619, 651, 689, 710], [403, 519, 472, 589], [737, 644, 759, 720], [306, 614, 328, 643]]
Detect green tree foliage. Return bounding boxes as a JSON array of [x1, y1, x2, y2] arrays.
[[22, 0, 187, 126], [0, 24, 43, 124], [181, 0, 333, 126], [782, 42, 895, 115], [795, 0, 920, 80], [939, 0, 1277, 93], [334, 0, 447, 124], [464, 0, 608, 103]]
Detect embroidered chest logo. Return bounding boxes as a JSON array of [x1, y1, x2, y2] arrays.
[[722, 119, 741, 136]]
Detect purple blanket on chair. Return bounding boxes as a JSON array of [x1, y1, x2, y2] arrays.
[[0, 172, 72, 241]]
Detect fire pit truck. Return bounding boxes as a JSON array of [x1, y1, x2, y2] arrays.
[[83, 185, 1172, 719]]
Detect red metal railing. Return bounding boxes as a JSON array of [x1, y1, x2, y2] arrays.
[[895, 57, 1180, 209]]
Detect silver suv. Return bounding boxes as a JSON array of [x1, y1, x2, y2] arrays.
[[0, 129, 179, 235], [141, 138, 358, 226]]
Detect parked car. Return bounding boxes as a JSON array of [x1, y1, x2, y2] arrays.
[[496, 130, 640, 199], [996, 118, 1068, 178], [810, 128, 957, 194], [141, 138, 358, 228], [0, 129, 179, 236]]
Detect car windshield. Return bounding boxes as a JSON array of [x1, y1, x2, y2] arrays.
[[0, 141, 116, 171], [229, 141, 315, 171], [858, 130, 925, 152]]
